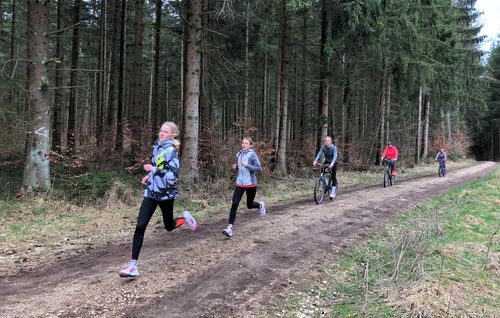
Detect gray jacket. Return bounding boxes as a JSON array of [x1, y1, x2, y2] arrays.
[[235, 149, 262, 186]]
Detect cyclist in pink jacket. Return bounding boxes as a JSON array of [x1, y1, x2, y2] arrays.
[[381, 141, 399, 176]]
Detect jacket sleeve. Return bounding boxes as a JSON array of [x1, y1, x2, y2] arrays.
[[315, 146, 325, 161], [333, 145, 338, 163], [246, 152, 262, 173]]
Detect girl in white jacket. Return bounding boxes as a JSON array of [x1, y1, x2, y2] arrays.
[[223, 137, 266, 237]]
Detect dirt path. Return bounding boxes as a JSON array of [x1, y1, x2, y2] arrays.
[[0, 162, 496, 318]]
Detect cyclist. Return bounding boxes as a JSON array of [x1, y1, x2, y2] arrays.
[[435, 148, 447, 173], [380, 141, 399, 176], [313, 136, 338, 199]]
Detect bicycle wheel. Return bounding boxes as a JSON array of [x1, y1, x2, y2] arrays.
[[383, 171, 388, 187], [438, 166, 443, 177], [390, 174, 395, 186], [314, 178, 326, 204]]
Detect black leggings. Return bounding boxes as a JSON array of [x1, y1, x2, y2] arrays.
[[132, 197, 184, 260], [228, 186, 260, 225], [325, 162, 338, 188]]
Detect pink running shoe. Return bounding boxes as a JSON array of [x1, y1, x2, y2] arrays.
[[183, 211, 197, 231]]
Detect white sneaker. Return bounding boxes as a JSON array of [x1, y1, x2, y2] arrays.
[[329, 187, 336, 199], [182, 211, 197, 231], [119, 260, 139, 277], [258, 201, 266, 217], [222, 227, 233, 237]]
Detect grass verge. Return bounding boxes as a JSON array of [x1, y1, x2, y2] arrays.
[[273, 167, 499, 317]]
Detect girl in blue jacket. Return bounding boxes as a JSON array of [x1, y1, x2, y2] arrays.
[[223, 137, 266, 238], [120, 122, 197, 277]]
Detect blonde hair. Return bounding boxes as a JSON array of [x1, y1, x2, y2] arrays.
[[242, 137, 253, 145], [161, 121, 181, 150]]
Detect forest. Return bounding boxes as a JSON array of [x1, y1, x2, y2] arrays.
[[0, 0, 499, 194]]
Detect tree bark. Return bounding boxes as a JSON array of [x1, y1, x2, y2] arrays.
[[385, 75, 391, 145], [151, 0, 162, 133], [22, 0, 51, 192], [277, 0, 289, 176], [416, 84, 422, 163], [116, 0, 126, 152], [130, 0, 145, 157], [9, 0, 17, 105], [53, 0, 65, 151], [422, 94, 430, 159], [107, 0, 121, 147], [200, 0, 212, 132], [180, 0, 201, 183], [243, 0, 250, 117], [67, 0, 82, 154], [96, 0, 107, 146], [378, 59, 387, 165], [299, 9, 308, 139], [318, 0, 331, 144]]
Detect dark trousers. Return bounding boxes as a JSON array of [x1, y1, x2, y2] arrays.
[[387, 159, 396, 174], [325, 162, 338, 188], [228, 186, 260, 225], [132, 197, 184, 260]]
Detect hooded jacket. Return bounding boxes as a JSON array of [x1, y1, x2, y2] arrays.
[[235, 149, 262, 187], [144, 139, 180, 200]]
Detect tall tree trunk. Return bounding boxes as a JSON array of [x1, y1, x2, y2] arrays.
[[67, 0, 82, 154], [107, 0, 121, 147], [116, 0, 126, 152], [273, 0, 285, 154], [422, 95, 430, 159], [385, 76, 391, 145], [9, 0, 17, 105], [243, 0, 250, 117], [96, 0, 107, 146], [261, 50, 268, 139], [200, 0, 212, 132], [53, 0, 65, 151], [299, 9, 308, 139], [277, 0, 289, 176], [151, 0, 162, 133], [130, 0, 144, 157], [416, 84, 423, 164], [180, 0, 201, 183], [378, 59, 387, 165], [446, 109, 452, 144], [22, 0, 51, 192], [317, 0, 331, 144]]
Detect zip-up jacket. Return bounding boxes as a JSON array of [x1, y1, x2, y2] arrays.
[[144, 139, 180, 200], [235, 149, 262, 187]]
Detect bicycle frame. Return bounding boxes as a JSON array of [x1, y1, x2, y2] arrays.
[[383, 159, 395, 187], [314, 163, 332, 204], [438, 159, 446, 177]]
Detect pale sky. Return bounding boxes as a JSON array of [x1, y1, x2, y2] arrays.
[[475, 0, 500, 53]]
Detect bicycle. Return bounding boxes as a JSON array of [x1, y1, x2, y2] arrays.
[[313, 163, 338, 204], [438, 159, 446, 177], [383, 159, 396, 187]]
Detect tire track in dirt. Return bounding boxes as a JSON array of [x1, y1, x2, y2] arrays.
[[0, 162, 496, 318]]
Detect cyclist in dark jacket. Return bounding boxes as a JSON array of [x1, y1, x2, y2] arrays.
[[435, 148, 447, 171], [313, 136, 338, 198]]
